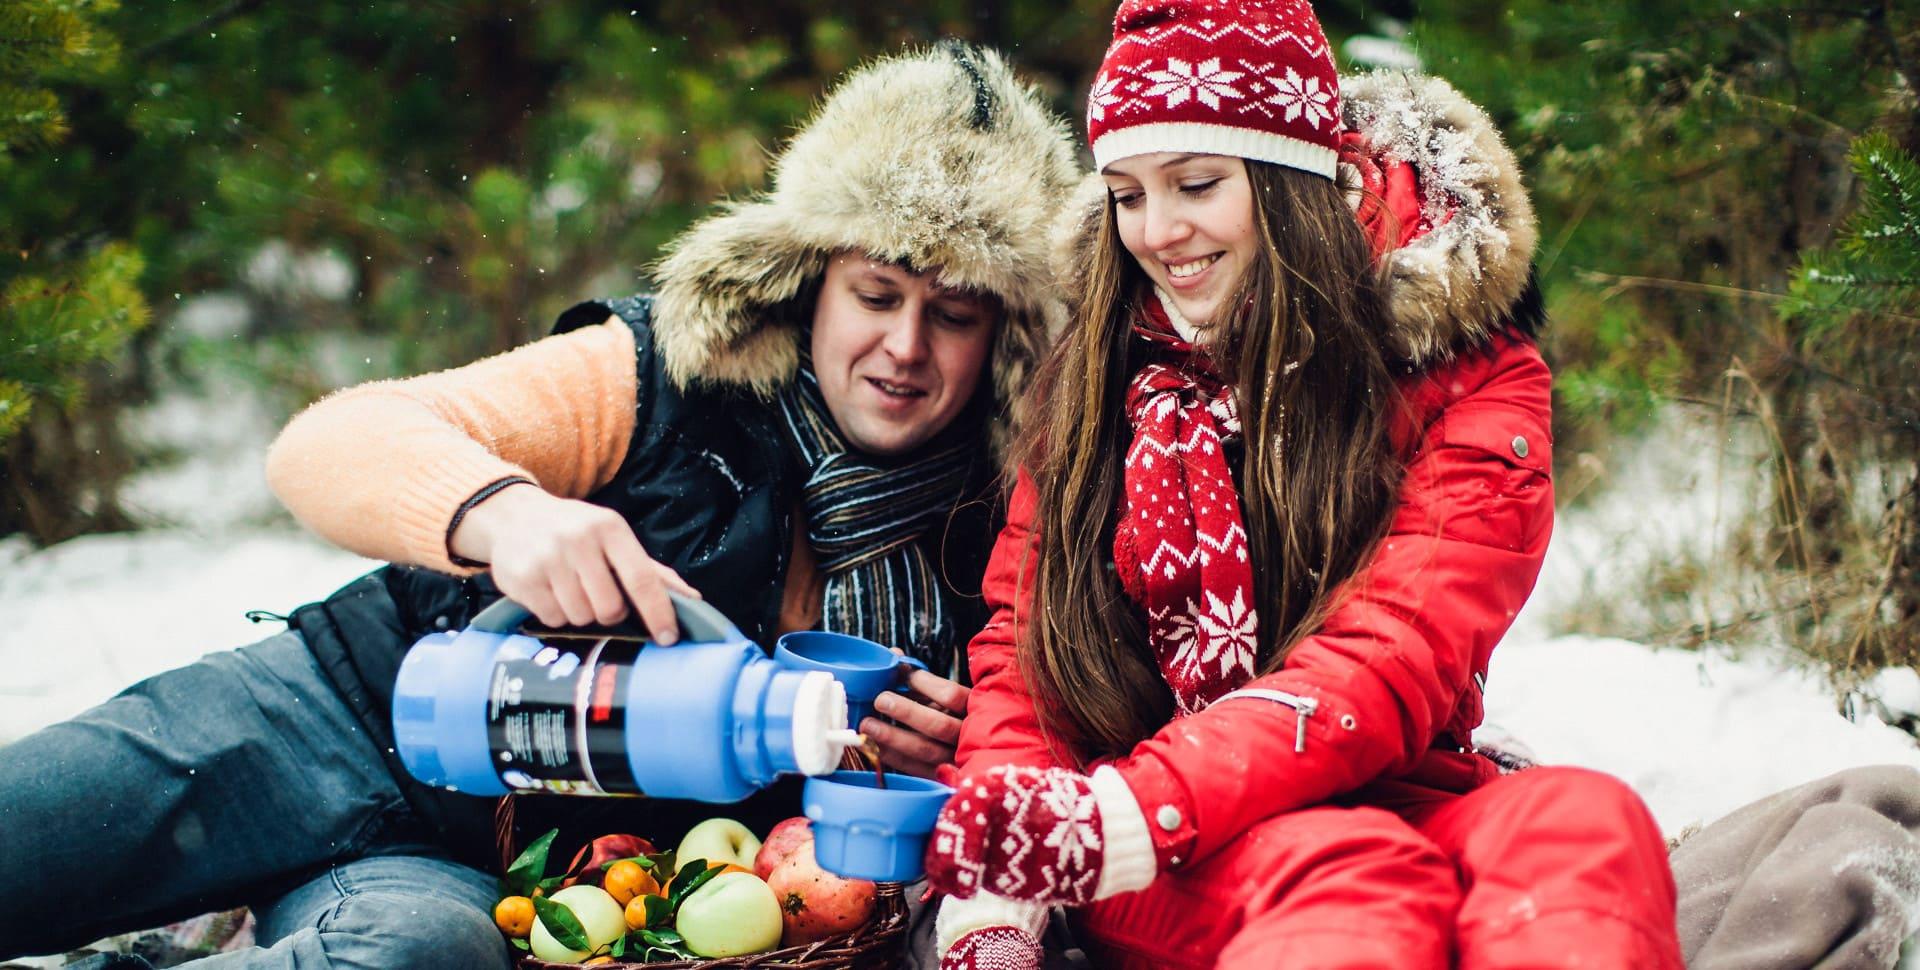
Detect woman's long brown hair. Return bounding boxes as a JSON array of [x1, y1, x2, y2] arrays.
[[1015, 161, 1404, 761]]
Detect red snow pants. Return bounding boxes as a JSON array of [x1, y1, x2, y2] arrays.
[[1072, 766, 1682, 969]]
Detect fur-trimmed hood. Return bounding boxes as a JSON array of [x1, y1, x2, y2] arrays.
[[645, 43, 1079, 439], [1051, 70, 1539, 366]]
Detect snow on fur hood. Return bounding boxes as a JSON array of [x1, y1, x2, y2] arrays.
[[641, 43, 1079, 445], [1052, 70, 1539, 366]]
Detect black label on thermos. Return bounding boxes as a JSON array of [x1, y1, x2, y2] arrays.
[[485, 636, 644, 796]]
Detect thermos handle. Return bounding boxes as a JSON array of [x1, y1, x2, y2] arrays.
[[468, 589, 743, 643]]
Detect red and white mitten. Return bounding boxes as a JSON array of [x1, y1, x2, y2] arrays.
[[936, 892, 1047, 970], [926, 764, 1155, 906], [940, 926, 1044, 970]]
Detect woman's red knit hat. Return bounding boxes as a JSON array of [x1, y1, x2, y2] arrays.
[[1087, 0, 1342, 179]]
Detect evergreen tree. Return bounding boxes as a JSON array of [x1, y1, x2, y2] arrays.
[[1, 0, 152, 539]]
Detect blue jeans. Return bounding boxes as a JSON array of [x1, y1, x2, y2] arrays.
[[0, 632, 511, 969]]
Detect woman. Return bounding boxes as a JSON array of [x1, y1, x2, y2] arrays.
[[0, 44, 1077, 970], [925, 2, 1684, 968]]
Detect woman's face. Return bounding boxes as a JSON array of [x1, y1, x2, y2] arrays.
[[1101, 152, 1258, 331], [810, 251, 998, 456]]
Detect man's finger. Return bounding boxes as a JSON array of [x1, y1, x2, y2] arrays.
[[603, 529, 679, 645], [574, 551, 631, 626], [903, 669, 970, 715], [519, 586, 567, 629], [860, 715, 954, 769], [549, 573, 598, 628], [873, 691, 964, 746]]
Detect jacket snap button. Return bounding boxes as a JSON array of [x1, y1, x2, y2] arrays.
[[433, 615, 451, 630], [1511, 435, 1530, 459], [1156, 805, 1182, 831], [1168, 855, 1182, 867]]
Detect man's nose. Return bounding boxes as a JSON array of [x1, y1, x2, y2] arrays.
[[883, 308, 931, 364]]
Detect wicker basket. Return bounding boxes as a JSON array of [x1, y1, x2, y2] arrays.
[[516, 883, 909, 970]]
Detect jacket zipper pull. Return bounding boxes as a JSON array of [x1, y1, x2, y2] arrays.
[[244, 609, 290, 625], [1213, 688, 1318, 753]]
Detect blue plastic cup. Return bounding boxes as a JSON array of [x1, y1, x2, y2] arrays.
[[773, 631, 928, 725], [803, 770, 953, 882]]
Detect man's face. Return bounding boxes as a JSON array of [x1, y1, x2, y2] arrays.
[[810, 252, 998, 456]]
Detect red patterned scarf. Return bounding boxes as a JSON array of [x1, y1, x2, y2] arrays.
[[1111, 296, 1260, 715]]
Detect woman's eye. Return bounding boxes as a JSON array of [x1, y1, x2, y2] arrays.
[[934, 309, 980, 329], [1112, 192, 1143, 209], [1180, 179, 1222, 197], [857, 292, 896, 310]]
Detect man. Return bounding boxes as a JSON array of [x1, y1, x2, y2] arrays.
[[0, 42, 1076, 969]]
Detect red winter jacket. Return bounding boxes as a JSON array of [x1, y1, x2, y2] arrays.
[[958, 329, 1552, 871], [953, 70, 1555, 875]]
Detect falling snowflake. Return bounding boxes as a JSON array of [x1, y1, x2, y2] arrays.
[[1265, 67, 1335, 129], [1142, 57, 1246, 110]]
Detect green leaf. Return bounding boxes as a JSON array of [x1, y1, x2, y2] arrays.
[[505, 829, 559, 898], [536, 875, 569, 893], [611, 932, 626, 959], [642, 893, 672, 928], [645, 850, 675, 876], [600, 854, 650, 871], [531, 896, 591, 952], [510, 937, 530, 952], [639, 929, 697, 959], [667, 858, 720, 909]]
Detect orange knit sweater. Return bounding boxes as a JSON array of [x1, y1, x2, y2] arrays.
[[265, 318, 637, 575]]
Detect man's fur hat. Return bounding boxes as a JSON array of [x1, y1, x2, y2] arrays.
[[649, 42, 1079, 446]]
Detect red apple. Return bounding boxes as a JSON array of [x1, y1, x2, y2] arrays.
[[561, 833, 656, 889], [765, 839, 877, 947], [754, 817, 813, 879]]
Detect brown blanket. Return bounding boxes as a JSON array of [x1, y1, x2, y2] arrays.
[[1673, 765, 1920, 969]]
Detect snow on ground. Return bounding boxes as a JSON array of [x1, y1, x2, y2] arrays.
[[0, 530, 374, 744], [1, 403, 1916, 837]]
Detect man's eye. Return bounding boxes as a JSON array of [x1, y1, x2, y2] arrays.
[[934, 309, 980, 328], [857, 292, 896, 310]]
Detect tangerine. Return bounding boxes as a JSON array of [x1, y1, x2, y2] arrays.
[[624, 891, 664, 931], [493, 895, 535, 938], [603, 859, 661, 906]]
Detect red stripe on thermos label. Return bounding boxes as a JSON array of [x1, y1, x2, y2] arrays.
[[484, 636, 644, 796]]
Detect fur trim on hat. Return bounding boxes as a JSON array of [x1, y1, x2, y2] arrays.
[[1052, 71, 1538, 366], [646, 42, 1079, 453]]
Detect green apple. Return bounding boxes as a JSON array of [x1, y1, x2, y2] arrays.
[[675, 817, 763, 872], [676, 871, 783, 957], [529, 884, 626, 963]]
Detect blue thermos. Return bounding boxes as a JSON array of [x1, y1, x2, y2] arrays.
[[391, 592, 863, 803]]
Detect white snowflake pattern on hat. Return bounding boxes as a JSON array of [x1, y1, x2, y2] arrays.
[[1140, 57, 1247, 110]]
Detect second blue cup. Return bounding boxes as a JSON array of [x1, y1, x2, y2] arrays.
[[773, 630, 927, 726]]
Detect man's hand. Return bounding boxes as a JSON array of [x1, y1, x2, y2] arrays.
[[860, 669, 969, 779], [448, 482, 699, 641]]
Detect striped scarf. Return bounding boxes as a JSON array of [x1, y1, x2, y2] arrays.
[[778, 362, 977, 675]]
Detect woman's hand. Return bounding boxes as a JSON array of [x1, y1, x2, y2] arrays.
[[449, 482, 699, 641], [860, 669, 970, 779]]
